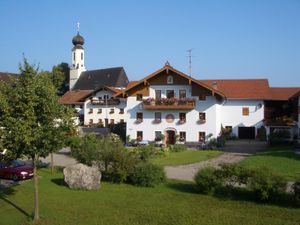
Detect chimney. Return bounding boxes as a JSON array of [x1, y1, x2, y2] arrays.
[[212, 82, 218, 90]]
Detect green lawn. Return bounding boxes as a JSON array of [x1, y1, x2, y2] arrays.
[[239, 146, 300, 180], [149, 150, 223, 166], [0, 169, 299, 225]]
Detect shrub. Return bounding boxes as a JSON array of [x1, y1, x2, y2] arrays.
[[105, 150, 140, 183], [194, 167, 223, 194], [136, 144, 156, 161], [292, 180, 300, 206], [130, 162, 166, 187], [169, 144, 187, 152], [248, 167, 287, 202], [256, 126, 267, 141], [219, 164, 252, 186]]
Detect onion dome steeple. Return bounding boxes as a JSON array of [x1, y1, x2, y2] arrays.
[[72, 22, 84, 46]]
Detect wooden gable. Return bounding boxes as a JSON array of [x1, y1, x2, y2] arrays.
[[115, 63, 225, 99], [147, 70, 190, 85]]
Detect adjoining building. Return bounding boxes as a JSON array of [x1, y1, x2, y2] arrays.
[[60, 30, 129, 127]]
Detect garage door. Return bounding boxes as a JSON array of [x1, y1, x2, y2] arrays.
[[238, 127, 255, 139]]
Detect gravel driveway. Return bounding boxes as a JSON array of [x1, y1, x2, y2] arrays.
[[165, 152, 248, 182]]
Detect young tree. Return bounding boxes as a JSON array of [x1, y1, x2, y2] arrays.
[[0, 59, 74, 222]]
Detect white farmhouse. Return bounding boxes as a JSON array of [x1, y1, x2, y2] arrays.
[[116, 63, 300, 145]]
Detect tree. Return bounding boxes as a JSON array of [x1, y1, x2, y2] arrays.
[[0, 59, 74, 222], [40, 62, 69, 96]]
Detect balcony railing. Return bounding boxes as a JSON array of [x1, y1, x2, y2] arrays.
[[90, 97, 120, 105], [143, 98, 196, 110]]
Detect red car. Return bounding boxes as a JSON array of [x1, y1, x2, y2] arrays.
[[0, 160, 34, 181]]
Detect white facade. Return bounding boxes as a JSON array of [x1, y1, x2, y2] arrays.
[[126, 83, 265, 143], [70, 47, 86, 90], [84, 89, 126, 126], [218, 99, 264, 137]]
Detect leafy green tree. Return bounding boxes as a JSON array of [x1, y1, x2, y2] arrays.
[[0, 59, 74, 222], [40, 62, 69, 96]]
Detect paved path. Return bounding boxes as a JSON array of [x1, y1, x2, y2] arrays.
[[165, 152, 248, 182], [40, 148, 77, 167]]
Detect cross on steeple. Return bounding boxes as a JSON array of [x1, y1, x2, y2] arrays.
[[77, 22, 80, 33]]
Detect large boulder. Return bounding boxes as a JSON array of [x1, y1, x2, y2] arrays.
[[63, 163, 101, 190]]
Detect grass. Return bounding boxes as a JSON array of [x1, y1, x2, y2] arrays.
[[0, 169, 300, 225], [149, 150, 223, 166], [239, 146, 300, 180]]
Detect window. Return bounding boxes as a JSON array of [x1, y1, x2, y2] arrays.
[[225, 126, 233, 134], [137, 131, 143, 141], [199, 95, 206, 101], [110, 119, 114, 124], [110, 108, 114, 114], [119, 108, 124, 114], [120, 119, 124, 123], [98, 119, 103, 124], [98, 109, 102, 114], [166, 90, 175, 99], [81, 52, 83, 60], [89, 108, 93, 114], [89, 119, 93, 125], [199, 132, 206, 142], [73, 52, 75, 61], [179, 132, 186, 142], [155, 90, 161, 99], [199, 112, 206, 123], [136, 112, 143, 123], [179, 113, 186, 124], [154, 112, 162, 123], [179, 90, 186, 98], [155, 131, 162, 141], [103, 94, 109, 100], [167, 75, 173, 84], [242, 107, 249, 116], [136, 94, 143, 101]]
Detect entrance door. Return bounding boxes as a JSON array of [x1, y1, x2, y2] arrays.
[[166, 130, 176, 145], [238, 127, 255, 139]]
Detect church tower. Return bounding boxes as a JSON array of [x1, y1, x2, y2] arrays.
[[69, 23, 86, 90]]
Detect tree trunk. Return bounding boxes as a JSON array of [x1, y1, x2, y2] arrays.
[[33, 154, 39, 222], [51, 152, 54, 174]]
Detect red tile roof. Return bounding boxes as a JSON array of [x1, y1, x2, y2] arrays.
[[199, 79, 270, 100], [59, 90, 93, 105], [269, 88, 300, 101]]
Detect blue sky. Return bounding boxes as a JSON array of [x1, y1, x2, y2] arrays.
[[0, 0, 299, 86]]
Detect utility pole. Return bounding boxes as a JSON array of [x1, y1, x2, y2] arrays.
[[187, 49, 193, 77]]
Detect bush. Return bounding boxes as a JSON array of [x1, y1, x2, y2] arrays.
[[105, 150, 140, 183], [219, 164, 252, 186], [248, 167, 287, 202], [130, 162, 166, 187], [169, 144, 187, 152], [292, 180, 300, 206], [256, 126, 267, 141], [194, 167, 223, 194], [135, 144, 156, 161]]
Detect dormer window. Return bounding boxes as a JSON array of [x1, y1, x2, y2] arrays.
[[167, 75, 173, 84]]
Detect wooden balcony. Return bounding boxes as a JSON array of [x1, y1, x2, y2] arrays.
[[91, 98, 120, 105], [143, 98, 196, 110]]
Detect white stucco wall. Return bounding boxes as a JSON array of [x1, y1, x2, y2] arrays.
[[126, 85, 220, 142], [84, 90, 127, 126], [218, 99, 264, 137]]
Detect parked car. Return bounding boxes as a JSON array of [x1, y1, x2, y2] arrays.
[[0, 160, 33, 181]]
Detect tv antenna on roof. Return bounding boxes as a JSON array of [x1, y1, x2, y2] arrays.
[[187, 49, 193, 77]]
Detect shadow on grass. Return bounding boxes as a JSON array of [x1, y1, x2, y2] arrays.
[[51, 178, 67, 187], [213, 186, 298, 208], [0, 187, 32, 219], [165, 181, 198, 194]]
